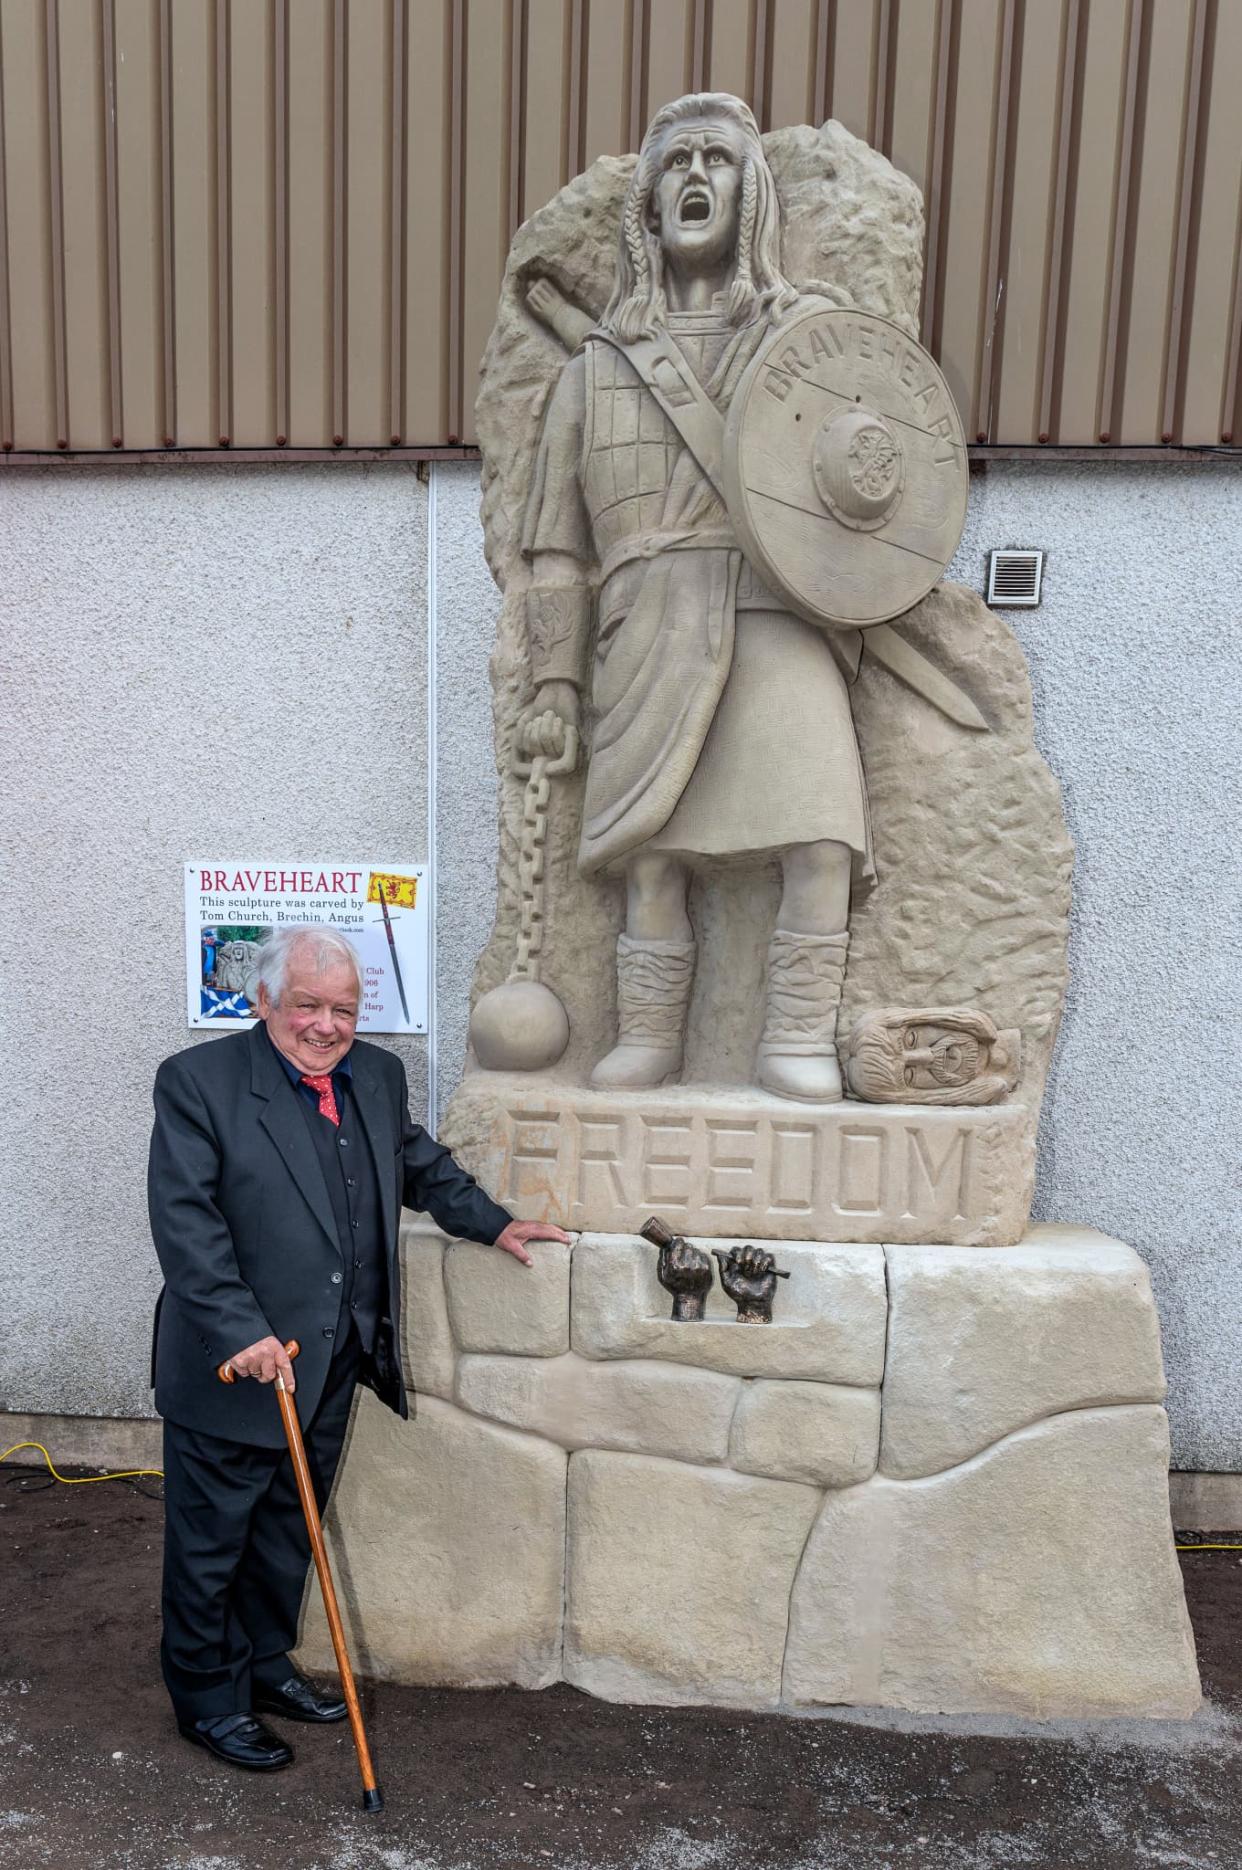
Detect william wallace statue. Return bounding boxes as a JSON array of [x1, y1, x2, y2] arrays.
[[517, 93, 865, 1102], [516, 92, 970, 1104]]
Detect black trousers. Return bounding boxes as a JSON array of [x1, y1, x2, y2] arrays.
[[159, 1324, 362, 1723]]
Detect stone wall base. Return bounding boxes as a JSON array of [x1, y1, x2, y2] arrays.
[[297, 1219, 1202, 1721]]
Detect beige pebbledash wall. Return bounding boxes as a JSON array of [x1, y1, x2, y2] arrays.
[[1, 463, 432, 1420], [1, 457, 1239, 1473]]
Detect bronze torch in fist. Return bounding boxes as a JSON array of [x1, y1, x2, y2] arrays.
[[642, 1216, 713, 1322]]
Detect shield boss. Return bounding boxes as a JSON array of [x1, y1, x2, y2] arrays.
[[722, 306, 968, 629]]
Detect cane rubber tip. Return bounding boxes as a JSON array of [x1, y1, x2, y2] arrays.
[[362, 1786, 384, 1814]]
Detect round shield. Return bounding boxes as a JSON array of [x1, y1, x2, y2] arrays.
[[721, 305, 968, 629]]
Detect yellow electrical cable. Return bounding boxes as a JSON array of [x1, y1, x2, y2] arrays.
[[0, 1442, 163, 1484], [2, 1440, 1239, 1537], [1176, 1542, 1242, 1552]]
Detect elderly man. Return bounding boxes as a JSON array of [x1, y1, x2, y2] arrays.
[[148, 925, 568, 1772]]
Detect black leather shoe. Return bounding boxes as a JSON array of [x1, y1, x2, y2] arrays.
[[253, 1671, 348, 1724], [178, 1712, 294, 1771]]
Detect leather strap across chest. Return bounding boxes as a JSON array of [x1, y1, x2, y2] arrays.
[[590, 327, 729, 500]]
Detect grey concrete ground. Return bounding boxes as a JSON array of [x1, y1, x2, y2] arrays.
[[1, 1462, 1239, 1870]]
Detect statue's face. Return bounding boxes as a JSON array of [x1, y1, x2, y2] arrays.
[[649, 118, 745, 272], [896, 1022, 982, 1091], [861, 1018, 984, 1094]]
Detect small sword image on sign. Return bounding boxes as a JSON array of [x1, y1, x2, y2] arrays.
[[721, 305, 969, 630]]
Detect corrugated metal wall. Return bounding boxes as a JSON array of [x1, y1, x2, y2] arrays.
[[0, 0, 1239, 457]]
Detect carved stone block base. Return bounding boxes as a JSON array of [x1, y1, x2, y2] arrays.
[[443, 1073, 1034, 1247], [300, 1221, 1200, 1720]]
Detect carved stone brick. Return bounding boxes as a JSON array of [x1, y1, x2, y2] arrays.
[[565, 1450, 821, 1708], [571, 1233, 887, 1385], [297, 1393, 566, 1689], [880, 1226, 1168, 1478], [443, 1234, 572, 1356], [397, 1216, 456, 1400], [784, 1406, 1200, 1719], [729, 1378, 881, 1487], [456, 1351, 740, 1463]]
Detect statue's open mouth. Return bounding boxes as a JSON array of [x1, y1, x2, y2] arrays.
[[679, 191, 711, 224]]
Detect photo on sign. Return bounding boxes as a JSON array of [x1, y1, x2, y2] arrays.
[[199, 924, 270, 1021]]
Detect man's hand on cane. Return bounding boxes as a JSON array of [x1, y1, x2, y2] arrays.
[[225, 1335, 297, 1391], [494, 1220, 572, 1267]]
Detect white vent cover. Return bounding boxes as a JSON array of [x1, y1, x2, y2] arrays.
[[987, 548, 1044, 607]]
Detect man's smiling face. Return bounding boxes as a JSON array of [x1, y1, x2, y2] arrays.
[[259, 947, 360, 1076], [649, 119, 745, 272]]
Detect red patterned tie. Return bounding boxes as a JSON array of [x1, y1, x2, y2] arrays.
[[301, 1073, 340, 1126]]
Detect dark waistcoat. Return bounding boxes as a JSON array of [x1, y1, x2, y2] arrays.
[[294, 1083, 386, 1353]]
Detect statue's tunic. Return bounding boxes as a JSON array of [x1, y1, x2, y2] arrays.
[[522, 303, 871, 880]]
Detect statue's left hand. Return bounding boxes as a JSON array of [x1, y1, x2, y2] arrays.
[[494, 1219, 573, 1267], [714, 1245, 779, 1322]]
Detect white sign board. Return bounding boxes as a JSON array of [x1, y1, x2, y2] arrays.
[[185, 861, 427, 1034]]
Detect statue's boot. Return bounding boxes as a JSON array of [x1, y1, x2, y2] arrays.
[[755, 929, 849, 1102], [590, 934, 696, 1090]]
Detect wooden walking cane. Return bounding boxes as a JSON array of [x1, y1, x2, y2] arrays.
[[218, 1340, 383, 1813]]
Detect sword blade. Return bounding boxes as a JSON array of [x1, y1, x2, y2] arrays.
[[376, 883, 412, 1025], [864, 623, 988, 731]]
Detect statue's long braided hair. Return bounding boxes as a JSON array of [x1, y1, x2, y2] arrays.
[[603, 92, 797, 343]]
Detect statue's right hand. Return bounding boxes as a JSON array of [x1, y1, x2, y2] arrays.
[[526, 276, 564, 325], [657, 1239, 713, 1298], [517, 681, 581, 762], [226, 1335, 296, 1392]]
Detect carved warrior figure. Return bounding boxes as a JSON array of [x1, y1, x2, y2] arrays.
[[516, 93, 972, 1104]]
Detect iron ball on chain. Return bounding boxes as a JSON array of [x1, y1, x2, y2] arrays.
[[469, 729, 579, 1073], [471, 977, 570, 1072]]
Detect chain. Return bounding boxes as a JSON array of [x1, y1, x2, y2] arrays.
[[512, 756, 552, 983]]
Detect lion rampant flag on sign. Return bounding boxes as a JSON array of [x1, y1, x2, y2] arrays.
[[366, 871, 418, 910]]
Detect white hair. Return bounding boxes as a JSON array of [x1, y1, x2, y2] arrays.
[[248, 925, 363, 1006]]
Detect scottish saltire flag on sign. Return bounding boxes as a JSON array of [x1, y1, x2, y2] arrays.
[[200, 989, 252, 1019]]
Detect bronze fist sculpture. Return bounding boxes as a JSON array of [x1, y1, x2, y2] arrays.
[[642, 1216, 713, 1322], [713, 1245, 788, 1324]]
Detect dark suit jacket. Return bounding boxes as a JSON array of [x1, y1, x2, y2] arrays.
[[148, 1025, 511, 1448]]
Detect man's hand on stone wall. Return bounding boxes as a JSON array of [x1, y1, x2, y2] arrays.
[[494, 1219, 573, 1268]]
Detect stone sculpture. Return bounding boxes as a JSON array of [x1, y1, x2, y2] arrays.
[[383, 101, 1195, 1720], [469, 731, 578, 1072], [445, 96, 1073, 1248], [215, 938, 263, 995], [299, 1218, 1201, 1721], [503, 93, 969, 1104], [845, 1007, 1020, 1104]]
